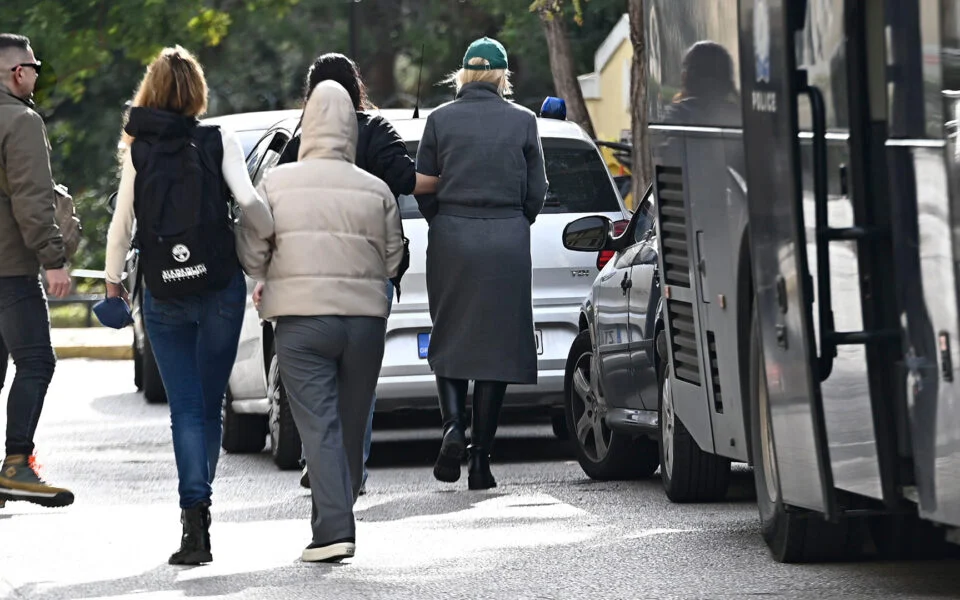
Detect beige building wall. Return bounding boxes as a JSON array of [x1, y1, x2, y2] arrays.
[[585, 38, 633, 146]]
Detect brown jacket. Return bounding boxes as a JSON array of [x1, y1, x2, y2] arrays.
[[0, 82, 64, 276]]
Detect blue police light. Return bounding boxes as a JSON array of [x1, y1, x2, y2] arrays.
[[540, 96, 567, 120]]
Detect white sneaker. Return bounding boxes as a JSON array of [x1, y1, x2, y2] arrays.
[[302, 540, 355, 563]]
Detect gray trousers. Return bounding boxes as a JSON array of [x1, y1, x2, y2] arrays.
[[275, 315, 386, 544]]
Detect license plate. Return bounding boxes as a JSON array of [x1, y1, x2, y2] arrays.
[[417, 330, 543, 359], [417, 332, 431, 359]]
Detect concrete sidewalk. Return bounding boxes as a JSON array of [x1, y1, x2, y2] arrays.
[[51, 327, 133, 360]]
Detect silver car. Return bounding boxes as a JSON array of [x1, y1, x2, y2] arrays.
[[130, 108, 628, 470]]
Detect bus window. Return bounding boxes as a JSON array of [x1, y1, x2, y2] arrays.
[[646, 0, 741, 128]]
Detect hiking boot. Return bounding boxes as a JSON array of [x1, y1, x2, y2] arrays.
[[0, 455, 74, 508], [169, 504, 213, 565]]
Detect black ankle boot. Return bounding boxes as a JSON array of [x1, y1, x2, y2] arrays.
[[169, 504, 212, 565], [434, 377, 468, 483], [468, 446, 496, 490], [468, 381, 507, 491]]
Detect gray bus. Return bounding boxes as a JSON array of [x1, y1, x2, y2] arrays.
[[647, 0, 960, 561]]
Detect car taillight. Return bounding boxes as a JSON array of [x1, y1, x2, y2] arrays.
[[597, 219, 630, 270]]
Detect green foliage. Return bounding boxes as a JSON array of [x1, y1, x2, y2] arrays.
[[530, 0, 589, 24], [1, 0, 626, 271]]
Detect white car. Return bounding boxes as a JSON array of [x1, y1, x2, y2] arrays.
[[131, 107, 629, 470]]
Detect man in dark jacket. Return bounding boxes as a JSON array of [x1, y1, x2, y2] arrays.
[[0, 33, 74, 508]]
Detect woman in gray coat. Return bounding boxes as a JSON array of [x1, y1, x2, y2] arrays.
[[415, 37, 548, 490]]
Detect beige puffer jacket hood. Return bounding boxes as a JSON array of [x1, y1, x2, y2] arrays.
[[299, 80, 357, 163], [236, 80, 404, 319]]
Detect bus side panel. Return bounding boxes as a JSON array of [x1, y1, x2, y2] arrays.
[[901, 145, 960, 528], [886, 0, 960, 529], [796, 134, 885, 500], [795, 0, 888, 501], [646, 0, 749, 461], [650, 127, 716, 453], [684, 131, 751, 462], [739, 0, 835, 513]]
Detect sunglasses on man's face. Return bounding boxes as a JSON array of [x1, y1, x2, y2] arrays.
[[11, 62, 42, 76]]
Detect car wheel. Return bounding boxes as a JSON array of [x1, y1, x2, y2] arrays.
[[133, 339, 143, 391], [564, 330, 659, 480], [550, 410, 570, 440], [267, 342, 302, 470], [657, 334, 730, 502], [222, 390, 268, 454], [142, 333, 167, 404], [748, 307, 861, 562]]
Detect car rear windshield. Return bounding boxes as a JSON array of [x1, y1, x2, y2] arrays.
[[398, 137, 621, 219]]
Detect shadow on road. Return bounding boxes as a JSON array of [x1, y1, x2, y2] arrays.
[[357, 489, 509, 523], [725, 465, 757, 503], [11, 561, 345, 600], [366, 433, 575, 469]]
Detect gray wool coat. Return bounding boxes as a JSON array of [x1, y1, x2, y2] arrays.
[[415, 82, 548, 384]]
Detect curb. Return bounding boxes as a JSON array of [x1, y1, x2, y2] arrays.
[[54, 345, 133, 360]]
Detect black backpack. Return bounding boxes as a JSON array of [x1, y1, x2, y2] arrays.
[[131, 123, 238, 300]]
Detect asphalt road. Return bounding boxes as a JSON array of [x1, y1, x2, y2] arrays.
[[1, 359, 958, 600]]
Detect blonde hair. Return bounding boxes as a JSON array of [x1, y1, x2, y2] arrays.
[[444, 57, 513, 97], [121, 46, 208, 146]]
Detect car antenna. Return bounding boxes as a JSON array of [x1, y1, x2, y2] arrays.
[[413, 44, 424, 119]]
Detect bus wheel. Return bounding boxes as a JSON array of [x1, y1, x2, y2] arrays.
[[657, 341, 731, 502], [749, 308, 861, 562]]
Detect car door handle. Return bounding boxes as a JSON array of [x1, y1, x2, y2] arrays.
[[620, 273, 632, 295]]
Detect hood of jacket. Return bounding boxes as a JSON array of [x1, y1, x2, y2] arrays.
[[124, 107, 197, 140], [299, 80, 357, 162]]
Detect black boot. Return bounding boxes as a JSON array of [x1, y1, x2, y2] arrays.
[[169, 504, 212, 565], [468, 381, 507, 490], [433, 377, 468, 482]]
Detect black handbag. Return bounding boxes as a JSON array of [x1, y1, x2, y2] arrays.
[[391, 217, 411, 300]]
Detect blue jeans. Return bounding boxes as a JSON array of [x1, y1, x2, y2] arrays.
[[0, 275, 56, 457], [142, 268, 245, 509]]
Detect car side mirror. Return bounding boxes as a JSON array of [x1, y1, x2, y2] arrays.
[[562, 215, 612, 252]]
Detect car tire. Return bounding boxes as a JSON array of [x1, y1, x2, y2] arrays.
[[564, 330, 659, 480], [748, 307, 862, 562], [142, 333, 167, 404], [222, 390, 268, 454], [550, 410, 570, 440], [657, 335, 730, 502], [133, 339, 143, 391], [267, 342, 302, 471]]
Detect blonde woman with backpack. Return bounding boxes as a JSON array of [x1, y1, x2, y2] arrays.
[[103, 45, 272, 566]]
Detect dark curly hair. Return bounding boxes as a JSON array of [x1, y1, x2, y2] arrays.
[[304, 53, 373, 110]]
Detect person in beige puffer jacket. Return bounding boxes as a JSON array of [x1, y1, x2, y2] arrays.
[[237, 79, 403, 564]]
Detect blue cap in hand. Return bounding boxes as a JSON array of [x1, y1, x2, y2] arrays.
[[93, 297, 134, 329]]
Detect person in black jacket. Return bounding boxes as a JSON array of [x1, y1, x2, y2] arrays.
[[269, 53, 423, 494], [278, 54, 416, 197]]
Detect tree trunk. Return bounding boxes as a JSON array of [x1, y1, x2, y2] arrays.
[[357, 0, 399, 107], [538, 10, 596, 138], [628, 0, 652, 201]]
